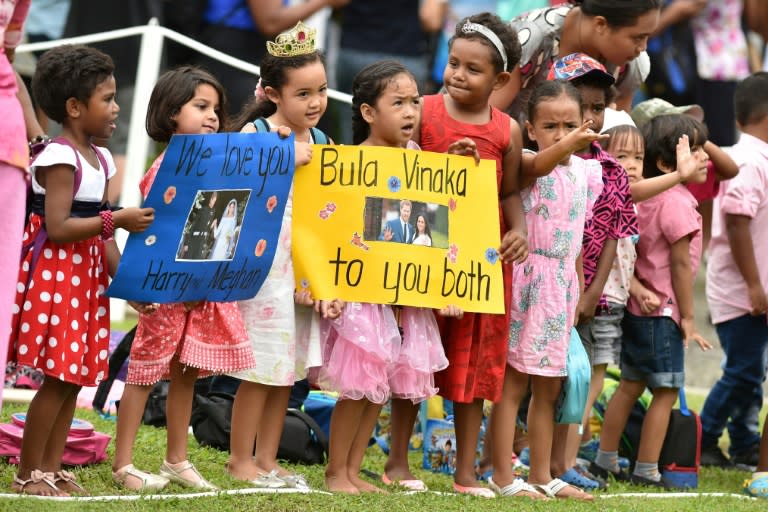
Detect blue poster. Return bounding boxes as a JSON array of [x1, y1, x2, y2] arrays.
[[108, 132, 294, 303]]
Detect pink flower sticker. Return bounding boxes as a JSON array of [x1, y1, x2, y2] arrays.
[[325, 202, 337, 213], [449, 197, 457, 211], [266, 195, 278, 213], [447, 243, 459, 263], [255, 239, 267, 257], [163, 186, 176, 204]]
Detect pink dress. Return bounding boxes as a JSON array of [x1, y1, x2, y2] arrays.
[[312, 303, 447, 404], [126, 153, 254, 385], [508, 156, 603, 376]]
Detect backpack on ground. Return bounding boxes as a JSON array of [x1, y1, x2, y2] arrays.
[[189, 389, 329, 464], [659, 389, 701, 488]]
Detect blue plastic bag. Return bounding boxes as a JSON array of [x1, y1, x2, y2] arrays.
[[555, 328, 591, 424]]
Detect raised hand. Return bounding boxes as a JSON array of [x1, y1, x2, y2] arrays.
[[383, 226, 394, 241], [562, 119, 610, 153], [674, 134, 699, 182], [115, 207, 154, 233]]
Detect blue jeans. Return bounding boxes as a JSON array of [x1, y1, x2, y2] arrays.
[[699, 314, 768, 455], [620, 312, 685, 389]]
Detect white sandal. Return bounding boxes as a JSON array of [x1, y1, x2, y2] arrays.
[[488, 476, 547, 499], [533, 478, 594, 501], [112, 464, 169, 491], [159, 460, 218, 490]]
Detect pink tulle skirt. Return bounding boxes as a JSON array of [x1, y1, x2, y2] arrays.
[[389, 307, 448, 402], [311, 303, 447, 404]]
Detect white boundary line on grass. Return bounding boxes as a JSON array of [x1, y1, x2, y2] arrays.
[[0, 487, 331, 501], [0, 490, 755, 501]]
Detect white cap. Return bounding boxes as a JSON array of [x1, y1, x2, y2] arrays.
[[601, 108, 636, 133]]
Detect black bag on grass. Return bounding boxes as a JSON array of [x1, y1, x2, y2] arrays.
[[190, 390, 328, 464]]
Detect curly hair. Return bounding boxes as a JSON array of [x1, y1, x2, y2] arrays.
[[32, 44, 115, 124], [450, 12, 522, 73], [146, 66, 228, 142], [230, 51, 325, 131]]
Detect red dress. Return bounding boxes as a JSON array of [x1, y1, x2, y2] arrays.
[[420, 94, 514, 403]]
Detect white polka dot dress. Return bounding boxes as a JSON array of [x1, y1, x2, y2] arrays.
[[9, 215, 110, 386]]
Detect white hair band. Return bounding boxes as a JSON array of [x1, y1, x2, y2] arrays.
[[461, 21, 508, 71]]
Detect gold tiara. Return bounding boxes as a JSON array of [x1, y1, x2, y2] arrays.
[[266, 21, 317, 57]]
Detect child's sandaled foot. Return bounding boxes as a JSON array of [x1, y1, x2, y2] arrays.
[[12, 470, 65, 497], [350, 473, 387, 493], [325, 473, 359, 494], [381, 472, 427, 491], [452, 482, 496, 498], [159, 460, 218, 490], [532, 478, 594, 501], [54, 470, 89, 495], [112, 464, 169, 491], [488, 476, 547, 499]]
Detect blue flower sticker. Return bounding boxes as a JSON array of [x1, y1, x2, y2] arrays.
[[300, 278, 310, 289], [485, 248, 499, 265], [387, 176, 401, 193]]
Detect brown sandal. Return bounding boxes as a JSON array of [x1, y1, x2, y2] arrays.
[[54, 470, 89, 495], [13, 469, 61, 496]]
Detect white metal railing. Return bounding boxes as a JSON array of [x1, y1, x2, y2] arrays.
[[15, 18, 353, 320]]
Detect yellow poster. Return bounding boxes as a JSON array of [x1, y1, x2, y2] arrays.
[[293, 144, 504, 313]]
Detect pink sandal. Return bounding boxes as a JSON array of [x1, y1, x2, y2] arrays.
[[381, 473, 428, 491], [13, 469, 61, 496], [453, 482, 495, 498]]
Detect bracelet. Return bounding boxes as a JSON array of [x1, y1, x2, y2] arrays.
[[99, 210, 115, 241]]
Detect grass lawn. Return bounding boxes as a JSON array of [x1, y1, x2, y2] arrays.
[[0, 395, 761, 512]]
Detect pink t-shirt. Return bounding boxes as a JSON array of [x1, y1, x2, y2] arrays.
[[628, 185, 702, 325], [706, 133, 768, 324]]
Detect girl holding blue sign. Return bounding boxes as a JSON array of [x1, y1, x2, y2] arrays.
[[111, 66, 256, 492], [225, 22, 343, 490], [8, 45, 155, 497]]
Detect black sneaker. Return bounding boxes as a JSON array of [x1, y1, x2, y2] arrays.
[[731, 446, 760, 469], [700, 444, 734, 468], [629, 473, 673, 489], [588, 461, 630, 482]]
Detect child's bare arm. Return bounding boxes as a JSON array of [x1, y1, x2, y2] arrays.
[[726, 213, 767, 315], [499, 120, 528, 264], [670, 235, 711, 350], [704, 140, 738, 181]]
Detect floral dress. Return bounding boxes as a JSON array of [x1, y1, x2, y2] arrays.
[[507, 155, 603, 376]]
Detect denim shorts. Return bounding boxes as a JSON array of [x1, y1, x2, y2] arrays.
[[620, 311, 685, 389], [576, 303, 624, 366]]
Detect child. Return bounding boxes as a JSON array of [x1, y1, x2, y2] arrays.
[[700, 72, 768, 470], [111, 66, 256, 492], [316, 59, 456, 495], [414, 12, 528, 498], [534, 53, 637, 491], [8, 44, 154, 496], [489, 80, 603, 501], [594, 114, 713, 488], [225, 22, 341, 489]]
